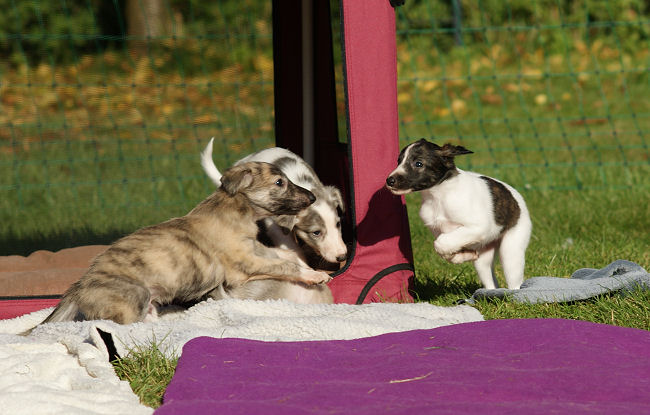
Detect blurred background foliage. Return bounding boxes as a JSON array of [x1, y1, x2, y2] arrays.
[[1, 1, 648, 65], [0, 0, 648, 255]]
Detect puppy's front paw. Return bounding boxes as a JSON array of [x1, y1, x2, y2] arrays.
[[300, 269, 332, 285], [434, 236, 455, 257]]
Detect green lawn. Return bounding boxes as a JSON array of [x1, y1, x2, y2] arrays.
[[112, 342, 178, 409]]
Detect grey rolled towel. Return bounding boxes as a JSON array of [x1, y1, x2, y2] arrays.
[[465, 260, 650, 304]]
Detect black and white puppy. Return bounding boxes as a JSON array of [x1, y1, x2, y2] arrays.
[[385, 139, 531, 289]]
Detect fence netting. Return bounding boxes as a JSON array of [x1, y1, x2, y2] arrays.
[[1, 0, 648, 253], [395, 1, 649, 191]]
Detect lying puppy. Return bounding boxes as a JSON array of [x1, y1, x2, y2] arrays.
[[385, 139, 531, 289], [209, 278, 333, 304], [201, 138, 347, 268], [37, 162, 331, 325]]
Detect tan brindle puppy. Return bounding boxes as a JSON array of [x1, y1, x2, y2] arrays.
[[35, 162, 330, 326]]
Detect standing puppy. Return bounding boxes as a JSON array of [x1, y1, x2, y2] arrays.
[[385, 139, 531, 289], [37, 162, 330, 326]]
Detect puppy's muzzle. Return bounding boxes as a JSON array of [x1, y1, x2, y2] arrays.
[[298, 188, 316, 206], [386, 175, 404, 190], [285, 186, 316, 214], [385, 175, 411, 195]]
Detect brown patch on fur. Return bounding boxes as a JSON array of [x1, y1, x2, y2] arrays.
[[480, 176, 520, 231]]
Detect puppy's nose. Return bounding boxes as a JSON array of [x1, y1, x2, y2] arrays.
[[307, 191, 316, 204], [386, 176, 396, 187], [336, 254, 347, 262]]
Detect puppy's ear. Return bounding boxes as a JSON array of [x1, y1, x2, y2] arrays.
[[438, 143, 473, 157], [326, 186, 345, 213], [220, 165, 253, 196], [274, 215, 299, 233], [419, 138, 440, 150]]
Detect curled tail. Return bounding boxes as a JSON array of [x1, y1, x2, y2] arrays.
[[200, 137, 223, 187]]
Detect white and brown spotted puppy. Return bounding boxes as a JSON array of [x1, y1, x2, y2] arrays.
[[385, 139, 532, 289], [38, 162, 331, 325]]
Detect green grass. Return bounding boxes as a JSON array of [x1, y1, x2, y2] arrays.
[[475, 289, 650, 331], [111, 341, 179, 409]]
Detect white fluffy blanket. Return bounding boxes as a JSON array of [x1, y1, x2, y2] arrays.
[[0, 299, 483, 414]]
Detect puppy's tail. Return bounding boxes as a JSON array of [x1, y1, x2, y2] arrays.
[[42, 297, 80, 323], [200, 137, 223, 187], [20, 297, 80, 336]]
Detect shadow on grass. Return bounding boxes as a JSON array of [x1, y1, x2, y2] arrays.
[[473, 288, 650, 331], [0, 228, 130, 257], [410, 273, 483, 305]]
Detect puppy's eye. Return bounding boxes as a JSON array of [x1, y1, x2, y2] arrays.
[[414, 161, 423, 168], [275, 179, 284, 187], [336, 221, 341, 228], [312, 230, 321, 237]]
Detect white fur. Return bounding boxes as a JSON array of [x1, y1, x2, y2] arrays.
[[310, 200, 345, 262]]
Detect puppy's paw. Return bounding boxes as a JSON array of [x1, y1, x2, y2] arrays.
[[300, 269, 332, 285], [445, 250, 479, 264], [434, 236, 456, 257]]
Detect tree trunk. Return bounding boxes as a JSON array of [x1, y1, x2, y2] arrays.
[[127, 0, 168, 53]]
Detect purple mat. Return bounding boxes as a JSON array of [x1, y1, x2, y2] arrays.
[[156, 319, 650, 414]]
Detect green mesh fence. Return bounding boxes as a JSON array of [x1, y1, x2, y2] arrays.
[[1, 0, 649, 254], [395, 1, 650, 191]]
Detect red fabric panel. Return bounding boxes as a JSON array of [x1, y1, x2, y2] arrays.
[[329, 0, 414, 304], [0, 298, 59, 320]]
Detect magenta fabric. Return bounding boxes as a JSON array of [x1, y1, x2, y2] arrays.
[[328, 0, 414, 304], [156, 319, 650, 415]]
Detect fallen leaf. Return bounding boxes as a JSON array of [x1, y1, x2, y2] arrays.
[[193, 114, 218, 125], [420, 80, 439, 92], [568, 118, 607, 126], [481, 94, 502, 105], [397, 92, 411, 104], [451, 99, 467, 114]]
